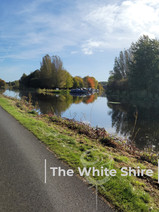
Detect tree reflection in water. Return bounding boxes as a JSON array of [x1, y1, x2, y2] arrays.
[[108, 102, 159, 151], [19, 90, 97, 116], [3, 89, 159, 151]]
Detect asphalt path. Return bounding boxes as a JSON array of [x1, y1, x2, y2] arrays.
[[0, 106, 113, 212]]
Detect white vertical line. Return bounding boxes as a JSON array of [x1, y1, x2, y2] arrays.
[[96, 185, 98, 211], [44, 159, 47, 184], [158, 159, 159, 184]]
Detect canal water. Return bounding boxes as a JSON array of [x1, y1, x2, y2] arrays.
[[3, 89, 159, 151]]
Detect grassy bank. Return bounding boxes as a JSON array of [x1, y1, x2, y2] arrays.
[[0, 95, 159, 211]]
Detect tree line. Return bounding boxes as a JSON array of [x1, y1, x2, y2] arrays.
[[107, 35, 159, 98], [19, 54, 101, 90]]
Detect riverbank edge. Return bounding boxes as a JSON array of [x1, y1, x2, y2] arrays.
[[0, 95, 158, 211], [36, 88, 70, 95]]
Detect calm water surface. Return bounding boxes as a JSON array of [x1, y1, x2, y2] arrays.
[[3, 89, 159, 151]]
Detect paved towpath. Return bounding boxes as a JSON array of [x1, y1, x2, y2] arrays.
[[0, 106, 113, 212]]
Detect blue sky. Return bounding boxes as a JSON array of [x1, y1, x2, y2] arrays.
[[0, 0, 159, 82]]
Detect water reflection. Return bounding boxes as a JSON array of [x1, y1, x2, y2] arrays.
[[108, 103, 159, 151], [3, 89, 159, 151], [18, 90, 98, 116]]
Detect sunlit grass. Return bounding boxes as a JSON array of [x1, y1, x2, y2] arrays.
[[0, 95, 158, 211]]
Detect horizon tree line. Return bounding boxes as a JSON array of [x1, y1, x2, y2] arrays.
[[19, 54, 102, 90]]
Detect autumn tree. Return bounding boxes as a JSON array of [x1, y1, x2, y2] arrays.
[[83, 76, 98, 88], [87, 77, 95, 88], [73, 76, 84, 88]]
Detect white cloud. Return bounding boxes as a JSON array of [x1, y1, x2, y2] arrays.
[[85, 4, 119, 33], [81, 0, 159, 53], [82, 40, 105, 55], [1, 0, 159, 60]]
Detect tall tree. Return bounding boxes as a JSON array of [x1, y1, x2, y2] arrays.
[[65, 72, 73, 89], [40, 54, 52, 88], [40, 55, 69, 89], [113, 49, 132, 80], [128, 35, 159, 92]]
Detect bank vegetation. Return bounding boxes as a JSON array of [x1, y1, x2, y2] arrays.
[[0, 95, 158, 211]]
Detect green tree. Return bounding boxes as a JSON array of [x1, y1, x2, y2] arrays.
[[65, 72, 73, 89], [51, 56, 69, 89], [19, 73, 28, 87], [113, 49, 132, 80], [19, 55, 73, 90], [40, 54, 52, 88], [107, 35, 159, 96], [39, 55, 72, 89], [73, 76, 84, 88], [11, 80, 19, 89], [128, 35, 159, 93], [97, 83, 104, 91]]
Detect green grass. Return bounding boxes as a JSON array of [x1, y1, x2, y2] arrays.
[[0, 95, 159, 212]]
